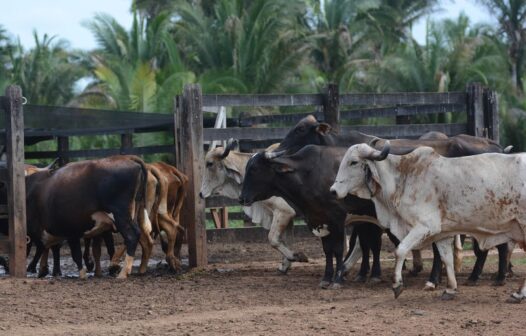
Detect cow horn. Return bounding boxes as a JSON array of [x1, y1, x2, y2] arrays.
[[369, 141, 390, 161], [264, 150, 286, 160], [220, 139, 238, 159], [504, 145, 513, 153], [43, 158, 60, 170], [368, 137, 381, 147]]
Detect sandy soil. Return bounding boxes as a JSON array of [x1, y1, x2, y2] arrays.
[[0, 236, 525, 336]]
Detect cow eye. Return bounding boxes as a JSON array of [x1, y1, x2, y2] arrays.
[[349, 161, 358, 166], [206, 162, 213, 168]]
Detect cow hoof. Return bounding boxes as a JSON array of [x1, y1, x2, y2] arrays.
[[27, 266, 36, 274], [441, 290, 456, 301], [392, 284, 404, 299], [79, 268, 88, 280], [464, 279, 479, 287], [85, 260, 95, 273], [319, 280, 331, 289], [108, 264, 121, 277], [38, 267, 49, 278], [353, 275, 367, 283], [492, 279, 506, 287], [329, 282, 343, 290], [94, 271, 103, 278], [409, 265, 423, 277], [369, 277, 383, 284], [293, 252, 309, 263], [276, 268, 288, 275], [506, 293, 524, 304], [52, 270, 62, 277], [423, 282, 436, 291]]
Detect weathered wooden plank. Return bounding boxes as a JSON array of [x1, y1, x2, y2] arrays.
[[57, 136, 69, 166], [204, 127, 290, 141], [175, 84, 207, 268], [202, 94, 324, 107], [25, 145, 175, 160], [239, 111, 322, 127], [466, 83, 485, 137], [204, 123, 467, 142], [0, 167, 7, 182], [0, 237, 9, 253], [340, 123, 467, 139], [323, 84, 340, 132], [340, 92, 466, 106], [205, 196, 240, 208], [483, 88, 499, 142], [341, 104, 465, 119], [4, 85, 27, 278]]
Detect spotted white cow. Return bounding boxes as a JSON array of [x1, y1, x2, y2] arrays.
[[330, 142, 526, 303], [199, 140, 305, 273]]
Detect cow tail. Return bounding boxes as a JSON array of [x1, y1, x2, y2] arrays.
[[148, 165, 165, 239], [128, 156, 148, 230], [171, 166, 189, 233]]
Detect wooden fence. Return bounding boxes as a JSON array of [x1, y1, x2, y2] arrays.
[[0, 82, 499, 275], [175, 82, 499, 268]]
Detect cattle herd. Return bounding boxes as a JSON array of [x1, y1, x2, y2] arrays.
[[1, 114, 525, 304]]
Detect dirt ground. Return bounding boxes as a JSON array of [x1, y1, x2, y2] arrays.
[[1, 236, 525, 336]]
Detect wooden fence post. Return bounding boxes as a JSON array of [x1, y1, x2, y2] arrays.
[[323, 84, 340, 132], [483, 88, 499, 142], [120, 133, 133, 155], [466, 82, 485, 137], [57, 136, 69, 166], [4, 85, 27, 278], [174, 84, 207, 268]]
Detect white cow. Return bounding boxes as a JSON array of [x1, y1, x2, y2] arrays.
[[330, 142, 526, 303], [199, 141, 306, 273]]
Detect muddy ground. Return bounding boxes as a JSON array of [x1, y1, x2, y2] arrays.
[[0, 236, 525, 336]]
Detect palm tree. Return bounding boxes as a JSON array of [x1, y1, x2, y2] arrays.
[[6, 32, 86, 105], [478, 0, 526, 94], [77, 12, 194, 112], [173, 0, 310, 93]]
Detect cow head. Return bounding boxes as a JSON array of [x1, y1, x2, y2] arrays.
[[239, 151, 296, 206], [199, 139, 244, 199], [330, 142, 390, 200], [273, 115, 332, 154]]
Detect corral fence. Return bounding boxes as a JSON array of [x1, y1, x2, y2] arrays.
[[0, 82, 498, 275], [174, 82, 498, 268]]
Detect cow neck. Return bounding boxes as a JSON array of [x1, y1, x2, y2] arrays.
[[372, 156, 402, 210]]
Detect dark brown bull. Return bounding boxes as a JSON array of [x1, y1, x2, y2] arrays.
[[26, 155, 147, 279]]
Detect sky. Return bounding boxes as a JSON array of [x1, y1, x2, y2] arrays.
[[0, 0, 496, 50]]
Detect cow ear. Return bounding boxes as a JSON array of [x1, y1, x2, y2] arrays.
[[316, 123, 331, 135], [225, 168, 242, 184], [363, 161, 381, 197], [270, 158, 295, 173]]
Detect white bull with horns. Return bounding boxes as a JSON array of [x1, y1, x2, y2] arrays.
[[330, 142, 526, 303]]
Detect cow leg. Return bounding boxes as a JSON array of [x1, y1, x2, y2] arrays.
[[410, 250, 423, 276], [269, 216, 305, 274], [493, 243, 509, 286], [393, 225, 435, 298], [425, 243, 443, 290], [331, 229, 345, 289], [320, 235, 334, 289], [83, 238, 95, 272], [27, 241, 43, 273], [341, 227, 363, 275], [355, 227, 370, 282], [51, 244, 62, 277], [466, 239, 487, 286], [68, 239, 87, 279], [109, 245, 126, 276], [369, 225, 383, 282], [435, 238, 457, 300], [113, 211, 141, 279], [158, 214, 180, 272], [93, 236, 103, 277], [38, 248, 50, 278], [103, 231, 115, 259], [453, 235, 463, 273], [138, 232, 152, 275], [507, 241, 515, 277], [507, 278, 526, 303]]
